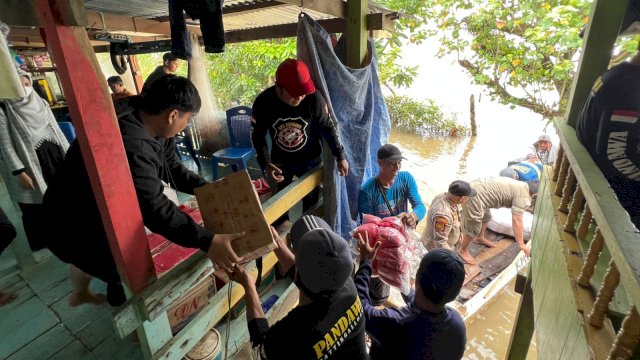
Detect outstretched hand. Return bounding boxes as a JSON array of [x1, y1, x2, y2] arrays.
[[225, 263, 253, 288], [208, 232, 245, 273], [356, 232, 381, 262]]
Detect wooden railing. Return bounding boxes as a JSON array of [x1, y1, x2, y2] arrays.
[[113, 166, 323, 360], [553, 122, 640, 359]]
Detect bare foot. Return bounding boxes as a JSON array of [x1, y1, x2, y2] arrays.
[[475, 237, 497, 248], [458, 250, 476, 265], [0, 291, 17, 306], [68, 291, 107, 307]]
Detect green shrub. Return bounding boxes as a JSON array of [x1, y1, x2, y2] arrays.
[[385, 95, 468, 137]]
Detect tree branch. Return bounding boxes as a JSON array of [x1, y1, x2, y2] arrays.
[[458, 59, 561, 118]]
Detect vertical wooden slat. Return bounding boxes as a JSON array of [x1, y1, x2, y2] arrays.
[[553, 146, 564, 181], [36, 0, 154, 293], [588, 260, 620, 328], [564, 185, 585, 232], [559, 167, 576, 214], [128, 55, 144, 94], [577, 229, 604, 287], [346, 0, 368, 68], [555, 155, 570, 196], [576, 203, 593, 241], [607, 307, 640, 360]]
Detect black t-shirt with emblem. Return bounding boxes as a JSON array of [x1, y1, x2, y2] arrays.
[[251, 87, 345, 169], [576, 62, 640, 225]]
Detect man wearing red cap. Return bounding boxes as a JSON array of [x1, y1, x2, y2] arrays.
[[252, 59, 349, 228]]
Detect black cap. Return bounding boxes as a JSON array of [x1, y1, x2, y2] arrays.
[[289, 216, 353, 299], [417, 249, 465, 306], [377, 144, 406, 161], [448, 180, 476, 197]]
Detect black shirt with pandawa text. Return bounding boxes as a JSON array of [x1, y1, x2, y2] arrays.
[[576, 62, 640, 226], [251, 87, 345, 169], [248, 280, 368, 360]]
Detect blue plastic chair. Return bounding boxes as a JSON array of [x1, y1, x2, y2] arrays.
[[174, 125, 201, 171], [58, 121, 76, 142], [211, 106, 256, 179]]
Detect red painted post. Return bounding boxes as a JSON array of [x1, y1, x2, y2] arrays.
[[36, 0, 154, 293]]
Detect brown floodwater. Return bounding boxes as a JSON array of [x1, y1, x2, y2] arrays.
[[389, 112, 548, 359]]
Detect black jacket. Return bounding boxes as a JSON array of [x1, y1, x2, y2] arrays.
[[43, 101, 212, 258]]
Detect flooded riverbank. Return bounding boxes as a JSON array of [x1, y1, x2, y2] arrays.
[[389, 112, 548, 358]]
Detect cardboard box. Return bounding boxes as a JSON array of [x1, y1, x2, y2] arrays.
[[168, 275, 217, 334], [195, 170, 276, 264]]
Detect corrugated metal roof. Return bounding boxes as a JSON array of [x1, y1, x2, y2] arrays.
[[83, 0, 349, 32]]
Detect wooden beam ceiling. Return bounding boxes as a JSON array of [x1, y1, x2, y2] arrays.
[[277, 0, 347, 18]]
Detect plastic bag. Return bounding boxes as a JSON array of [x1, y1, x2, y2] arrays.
[[352, 217, 413, 294]]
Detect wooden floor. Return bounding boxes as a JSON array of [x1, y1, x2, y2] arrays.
[[0, 254, 144, 360], [0, 157, 269, 360]]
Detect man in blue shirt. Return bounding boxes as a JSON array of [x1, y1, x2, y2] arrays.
[[500, 154, 543, 182], [358, 144, 426, 227], [358, 144, 426, 305], [355, 236, 467, 360]]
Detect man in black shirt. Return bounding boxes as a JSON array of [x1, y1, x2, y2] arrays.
[[142, 52, 181, 91], [43, 75, 244, 307], [252, 59, 349, 228], [576, 41, 640, 228], [228, 215, 367, 360]]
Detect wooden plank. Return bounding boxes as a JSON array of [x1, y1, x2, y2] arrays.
[[6, 324, 74, 360], [225, 14, 389, 43], [262, 166, 323, 224], [557, 122, 640, 310], [76, 312, 121, 351], [19, 255, 69, 293], [346, 0, 368, 68], [506, 273, 534, 360], [278, 0, 346, 18], [138, 313, 173, 359], [0, 304, 59, 359], [51, 340, 97, 360], [36, 0, 155, 294], [150, 259, 274, 360], [91, 333, 144, 360], [217, 279, 299, 357], [50, 294, 112, 335], [0, 0, 39, 26], [564, 0, 629, 127]]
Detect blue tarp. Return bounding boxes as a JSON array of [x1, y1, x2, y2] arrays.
[[297, 14, 391, 239]]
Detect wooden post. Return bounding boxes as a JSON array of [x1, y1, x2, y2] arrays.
[[577, 228, 604, 287], [552, 146, 564, 181], [36, 0, 154, 293], [129, 55, 144, 94], [555, 155, 569, 196], [469, 94, 477, 136], [564, 185, 584, 232], [346, 0, 367, 68], [506, 271, 534, 360], [588, 260, 620, 328], [558, 167, 576, 213], [564, 0, 629, 127], [607, 306, 640, 360], [576, 203, 592, 241]]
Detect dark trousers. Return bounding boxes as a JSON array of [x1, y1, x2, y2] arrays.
[[169, 0, 225, 60], [0, 207, 17, 254], [17, 203, 46, 251], [272, 159, 322, 226]]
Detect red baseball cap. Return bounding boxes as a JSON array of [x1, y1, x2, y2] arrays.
[[275, 59, 316, 97]]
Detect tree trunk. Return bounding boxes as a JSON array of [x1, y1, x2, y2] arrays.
[[470, 94, 477, 136]]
